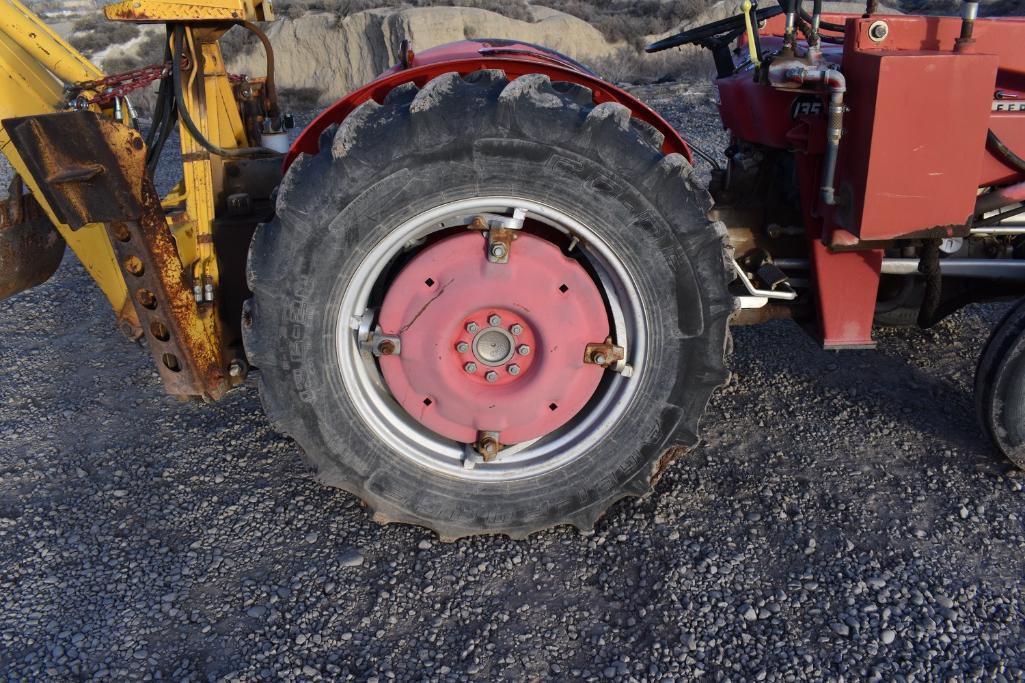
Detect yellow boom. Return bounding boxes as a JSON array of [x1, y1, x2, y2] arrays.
[[0, 0, 277, 399]]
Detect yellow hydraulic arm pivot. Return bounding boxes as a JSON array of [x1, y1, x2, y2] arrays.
[[0, 0, 278, 400]]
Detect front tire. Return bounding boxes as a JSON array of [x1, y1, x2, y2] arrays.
[[977, 298, 1025, 469], [244, 71, 733, 538]]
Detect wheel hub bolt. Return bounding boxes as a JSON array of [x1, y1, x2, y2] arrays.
[[466, 321, 479, 333], [488, 314, 502, 326], [456, 342, 469, 353], [510, 324, 523, 335], [518, 344, 531, 356], [464, 362, 477, 373], [485, 371, 499, 383], [508, 364, 520, 376]]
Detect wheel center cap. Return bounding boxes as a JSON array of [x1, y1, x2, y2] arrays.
[[473, 328, 514, 365], [375, 230, 610, 445]]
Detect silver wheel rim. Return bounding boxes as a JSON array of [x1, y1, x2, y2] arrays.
[[335, 197, 646, 482]]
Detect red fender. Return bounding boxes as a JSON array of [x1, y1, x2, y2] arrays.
[[284, 39, 693, 171]]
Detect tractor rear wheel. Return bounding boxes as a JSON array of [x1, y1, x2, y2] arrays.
[[977, 298, 1025, 469], [244, 71, 733, 538]]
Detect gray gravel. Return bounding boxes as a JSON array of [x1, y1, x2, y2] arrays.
[[3, 83, 1025, 681]]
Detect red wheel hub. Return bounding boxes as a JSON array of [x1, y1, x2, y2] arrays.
[[377, 230, 610, 445]]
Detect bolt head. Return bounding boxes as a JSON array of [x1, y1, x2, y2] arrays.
[[517, 344, 531, 356], [593, 353, 606, 365], [464, 362, 477, 373], [456, 342, 469, 353], [485, 371, 499, 383], [510, 324, 523, 335], [466, 322, 479, 333], [228, 362, 243, 377], [488, 314, 502, 326], [377, 340, 396, 356], [490, 244, 507, 258], [508, 364, 520, 376]]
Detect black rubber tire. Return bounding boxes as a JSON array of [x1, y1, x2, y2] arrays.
[[874, 276, 924, 328], [976, 298, 1025, 469], [244, 70, 733, 539]]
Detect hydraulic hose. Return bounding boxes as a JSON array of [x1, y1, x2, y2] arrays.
[[955, 0, 979, 52], [988, 130, 1025, 175], [777, 0, 845, 35], [784, 66, 846, 206], [171, 26, 279, 158], [808, 0, 823, 45], [917, 239, 942, 329], [239, 20, 281, 123]]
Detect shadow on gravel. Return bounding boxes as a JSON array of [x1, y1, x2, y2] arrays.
[[3, 198, 1025, 681]]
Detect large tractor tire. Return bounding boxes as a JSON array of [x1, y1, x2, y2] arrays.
[[244, 71, 733, 539], [977, 298, 1025, 469]]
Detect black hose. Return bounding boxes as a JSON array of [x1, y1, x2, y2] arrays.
[[171, 26, 278, 158], [238, 21, 281, 122], [145, 31, 172, 151], [917, 239, 942, 329], [687, 140, 723, 171], [809, 0, 823, 43], [778, 0, 845, 34], [146, 94, 177, 177], [988, 130, 1025, 174], [145, 33, 178, 174]]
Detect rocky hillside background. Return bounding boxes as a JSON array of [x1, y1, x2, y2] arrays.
[[21, 0, 1025, 111]]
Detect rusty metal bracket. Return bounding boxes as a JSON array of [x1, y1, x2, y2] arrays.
[[583, 337, 625, 368], [3, 111, 228, 400], [474, 430, 503, 462], [4, 113, 149, 230], [466, 212, 526, 264], [486, 227, 516, 264]]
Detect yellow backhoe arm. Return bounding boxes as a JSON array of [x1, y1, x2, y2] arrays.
[[0, 0, 132, 322], [0, 0, 277, 400]]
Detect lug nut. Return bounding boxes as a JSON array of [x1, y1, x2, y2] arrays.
[[456, 342, 469, 353], [508, 364, 520, 376], [464, 362, 477, 373], [466, 321, 479, 333], [518, 344, 531, 356], [488, 314, 502, 326], [485, 371, 499, 383], [510, 324, 523, 335]]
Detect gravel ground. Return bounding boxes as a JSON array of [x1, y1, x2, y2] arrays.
[[3, 83, 1025, 681]]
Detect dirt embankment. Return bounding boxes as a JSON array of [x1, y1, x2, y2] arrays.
[[228, 4, 734, 104], [231, 6, 617, 103]]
